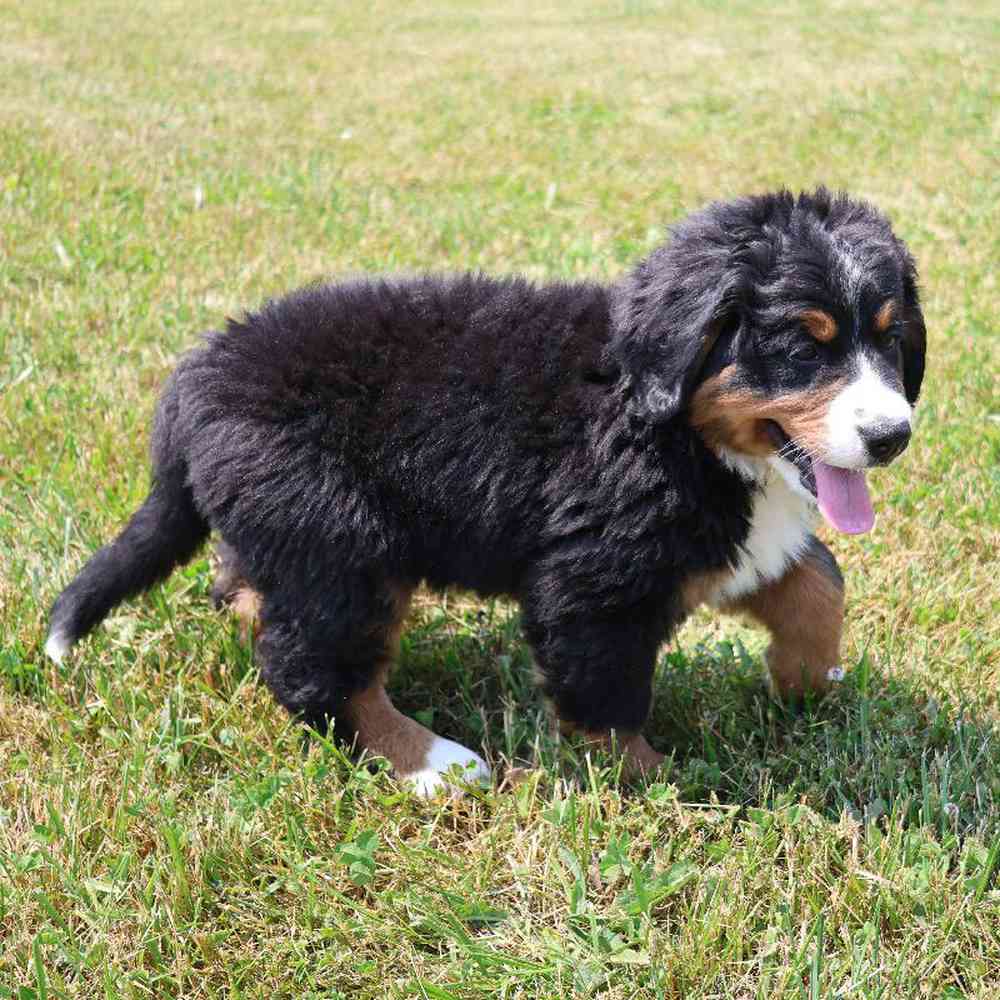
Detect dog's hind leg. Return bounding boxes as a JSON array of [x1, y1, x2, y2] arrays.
[[344, 675, 492, 798], [256, 577, 490, 796], [211, 540, 261, 639], [210, 539, 247, 609], [339, 582, 491, 796]]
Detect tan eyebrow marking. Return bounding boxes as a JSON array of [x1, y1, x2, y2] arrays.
[[875, 300, 898, 332], [799, 309, 837, 343]]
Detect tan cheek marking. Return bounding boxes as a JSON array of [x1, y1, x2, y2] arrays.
[[690, 368, 848, 457], [689, 368, 774, 456], [800, 309, 837, 343], [763, 380, 847, 455], [875, 300, 898, 332]]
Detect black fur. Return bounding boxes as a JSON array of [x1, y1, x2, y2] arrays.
[[47, 188, 925, 736]]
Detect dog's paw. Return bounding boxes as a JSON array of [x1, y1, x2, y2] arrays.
[[402, 737, 491, 798]]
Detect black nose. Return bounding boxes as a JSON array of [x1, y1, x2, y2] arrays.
[[859, 421, 911, 464]]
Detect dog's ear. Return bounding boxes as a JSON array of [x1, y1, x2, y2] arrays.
[[613, 254, 745, 425], [900, 261, 926, 405]]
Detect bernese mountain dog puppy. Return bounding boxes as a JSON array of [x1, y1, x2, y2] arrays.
[[46, 189, 926, 795]]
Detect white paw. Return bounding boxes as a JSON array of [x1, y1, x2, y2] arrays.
[[44, 632, 70, 665], [403, 737, 491, 798]]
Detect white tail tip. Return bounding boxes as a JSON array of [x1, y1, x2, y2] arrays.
[[44, 632, 71, 665]]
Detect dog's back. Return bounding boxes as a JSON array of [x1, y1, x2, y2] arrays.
[[47, 272, 618, 654], [171, 274, 616, 593]]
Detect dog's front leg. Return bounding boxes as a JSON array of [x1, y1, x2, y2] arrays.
[[723, 535, 845, 697], [520, 593, 666, 777]]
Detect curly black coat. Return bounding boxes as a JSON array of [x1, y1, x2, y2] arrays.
[[47, 188, 925, 738]]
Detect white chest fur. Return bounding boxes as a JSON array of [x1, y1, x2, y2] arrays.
[[711, 455, 818, 604]]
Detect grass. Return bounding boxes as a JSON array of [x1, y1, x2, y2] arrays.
[[1, 0, 998, 995]]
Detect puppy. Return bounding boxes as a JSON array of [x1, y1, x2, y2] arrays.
[[46, 188, 926, 794]]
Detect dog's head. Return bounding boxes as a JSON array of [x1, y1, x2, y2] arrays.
[[611, 188, 926, 533]]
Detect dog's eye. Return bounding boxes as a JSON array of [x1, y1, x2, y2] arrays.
[[789, 341, 821, 364], [873, 325, 903, 355]]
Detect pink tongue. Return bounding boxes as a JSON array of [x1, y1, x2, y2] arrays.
[[812, 460, 875, 534]]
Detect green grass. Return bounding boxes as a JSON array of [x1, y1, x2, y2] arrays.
[[1, 0, 998, 995]]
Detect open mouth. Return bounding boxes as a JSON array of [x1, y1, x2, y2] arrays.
[[763, 420, 816, 495], [763, 420, 875, 535]]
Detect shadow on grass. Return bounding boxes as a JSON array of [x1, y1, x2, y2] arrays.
[[10, 582, 996, 838], [391, 602, 1000, 838]]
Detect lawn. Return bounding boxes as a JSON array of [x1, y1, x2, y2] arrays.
[[1, 0, 998, 996]]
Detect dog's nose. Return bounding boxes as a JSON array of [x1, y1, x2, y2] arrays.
[[859, 421, 911, 464]]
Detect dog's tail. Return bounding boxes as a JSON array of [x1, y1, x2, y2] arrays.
[[45, 369, 210, 663]]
